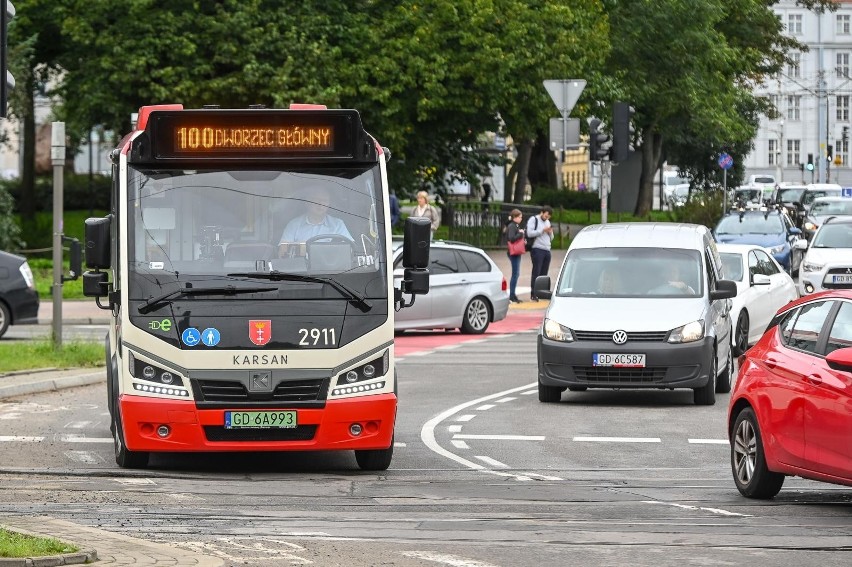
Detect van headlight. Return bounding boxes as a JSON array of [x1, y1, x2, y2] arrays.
[[802, 261, 823, 272], [543, 318, 574, 342], [668, 320, 704, 344]]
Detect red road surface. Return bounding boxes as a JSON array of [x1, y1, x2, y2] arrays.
[[394, 310, 544, 358]]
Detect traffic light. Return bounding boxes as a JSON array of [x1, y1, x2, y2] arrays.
[[0, 0, 13, 118], [807, 153, 814, 171], [611, 101, 634, 163], [588, 118, 610, 161], [828, 145, 834, 160]]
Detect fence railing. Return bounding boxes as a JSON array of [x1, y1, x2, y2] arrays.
[[445, 201, 563, 249]]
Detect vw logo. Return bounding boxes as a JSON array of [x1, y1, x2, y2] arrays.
[[612, 330, 628, 345]]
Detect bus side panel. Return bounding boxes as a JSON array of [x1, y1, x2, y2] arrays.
[[118, 393, 396, 452]]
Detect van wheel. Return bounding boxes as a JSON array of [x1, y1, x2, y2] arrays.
[[355, 439, 394, 471], [716, 344, 733, 394], [461, 297, 490, 334], [693, 353, 717, 405], [538, 380, 562, 402]]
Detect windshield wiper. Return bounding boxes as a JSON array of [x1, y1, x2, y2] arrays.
[[227, 270, 373, 312], [138, 285, 278, 314]]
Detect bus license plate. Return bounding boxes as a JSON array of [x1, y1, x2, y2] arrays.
[[224, 411, 297, 429], [593, 353, 646, 368]]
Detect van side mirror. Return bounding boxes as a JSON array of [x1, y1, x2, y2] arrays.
[[534, 276, 552, 299], [710, 279, 737, 300], [85, 216, 112, 269]]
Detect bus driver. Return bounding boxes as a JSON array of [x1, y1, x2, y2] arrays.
[[278, 186, 353, 257]]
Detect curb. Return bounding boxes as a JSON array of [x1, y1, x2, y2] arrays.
[[0, 523, 97, 567], [0, 371, 105, 399]]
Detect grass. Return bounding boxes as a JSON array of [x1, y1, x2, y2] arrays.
[[0, 341, 105, 373], [0, 527, 79, 558]]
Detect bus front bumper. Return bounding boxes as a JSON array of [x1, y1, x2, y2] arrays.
[[118, 393, 396, 452]]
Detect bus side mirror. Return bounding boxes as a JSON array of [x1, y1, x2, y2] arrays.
[[85, 216, 111, 269], [402, 217, 431, 269], [83, 271, 109, 298]]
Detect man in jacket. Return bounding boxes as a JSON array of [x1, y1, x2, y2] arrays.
[[527, 205, 553, 301]]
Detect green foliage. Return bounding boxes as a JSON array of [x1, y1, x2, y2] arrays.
[[1, 174, 111, 214], [0, 341, 105, 373], [0, 185, 24, 250], [15, 209, 103, 251], [530, 188, 601, 211], [0, 528, 78, 559], [665, 191, 726, 229]]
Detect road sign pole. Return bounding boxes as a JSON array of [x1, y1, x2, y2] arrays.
[[51, 122, 65, 349], [723, 168, 727, 213]]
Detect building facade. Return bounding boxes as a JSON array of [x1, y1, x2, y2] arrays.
[[746, 0, 852, 186]]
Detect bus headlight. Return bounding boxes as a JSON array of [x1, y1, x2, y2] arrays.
[[332, 351, 389, 397]]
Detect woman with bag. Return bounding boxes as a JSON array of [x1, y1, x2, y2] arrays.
[[506, 209, 526, 303]]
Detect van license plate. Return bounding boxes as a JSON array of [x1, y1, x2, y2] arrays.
[[593, 353, 646, 368]]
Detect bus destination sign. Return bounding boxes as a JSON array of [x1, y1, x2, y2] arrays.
[[175, 125, 333, 152]]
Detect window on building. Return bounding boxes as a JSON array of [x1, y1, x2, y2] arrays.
[[788, 52, 801, 78], [839, 14, 851, 35], [836, 139, 848, 166], [838, 96, 850, 121], [768, 140, 780, 165], [837, 52, 850, 78], [787, 139, 800, 166], [788, 13, 803, 34], [787, 95, 801, 121]]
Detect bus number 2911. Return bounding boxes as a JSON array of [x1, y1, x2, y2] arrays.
[[299, 328, 336, 346]]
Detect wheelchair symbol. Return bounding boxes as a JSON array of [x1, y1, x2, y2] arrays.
[[181, 328, 201, 347]]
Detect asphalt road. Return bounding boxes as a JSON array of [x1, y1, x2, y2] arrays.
[[1, 323, 850, 566]]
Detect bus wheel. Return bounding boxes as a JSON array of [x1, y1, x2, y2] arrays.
[[113, 409, 149, 469], [355, 439, 394, 471]]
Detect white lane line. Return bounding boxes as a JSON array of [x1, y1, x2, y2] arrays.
[[454, 434, 545, 441], [642, 500, 752, 517], [64, 450, 101, 464], [573, 436, 661, 443], [448, 425, 463, 433], [420, 381, 537, 475], [65, 421, 93, 429], [520, 390, 537, 395], [0, 436, 44, 442], [402, 551, 501, 567], [524, 472, 564, 481], [394, 442, 407, 447], [455, 414, 476, 422], [688, 439, 729, 445], [474, 456, 508, 468], [114, 478, 156, 485], [451, 440, 469, 449], [475, 404, 495, 411], [57, 434, 113, 443], [495, 397, 516, 403]]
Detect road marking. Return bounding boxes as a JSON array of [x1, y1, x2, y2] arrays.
[[474, 456, 508, 468], [454, 434, 545, 441], [435, 344, 461, 350], [0, 436, 44, 442], [64, 421, 94, 429], [114, 478, 156, 485], [451, 440, 469, 449], [520, 389, 537, 395], [402, 551, 500, 567], [455, 414, 475, 422], [394, 442, 407, 447], [57, 434, 112, 443], [475, 404, 495, 411], [688, 439, 729, 445], [642, 500, 751, 517], [574, 436, 661, 443], [64, 450, 101, 464], [495, 397, 516, 403], [523, 472, 564, 481], [448, 425, 463, 433]]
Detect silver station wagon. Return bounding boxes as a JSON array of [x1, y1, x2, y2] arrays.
[[533, 223, 737, 405]]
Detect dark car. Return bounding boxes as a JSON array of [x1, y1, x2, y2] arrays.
[[774, 184, 808, 228], [0, 250, 40, 338], [729, 290, 852, 498], [713, 208, 807, 275]]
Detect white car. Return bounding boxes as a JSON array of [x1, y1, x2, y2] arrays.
[[393, 240, 509, 334], [799, 217, 852, 295], [717, 243, 798, 355]]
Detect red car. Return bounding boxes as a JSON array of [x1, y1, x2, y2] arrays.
[[728, 289, 852, 498]]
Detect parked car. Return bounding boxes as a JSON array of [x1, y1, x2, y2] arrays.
[[533, 223, 737, 406], [662, 172, 689, 204], [713, 208, 807, 275], [801, 183, 844, 209], [0, 250, 40, 338], [728, 290, 852, 498], [392, 240, 509, 334], [800, 196, 852, 241], [717, 243, 798, 355], [799, 217, 852, 295]]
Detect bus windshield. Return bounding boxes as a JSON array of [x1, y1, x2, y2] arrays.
[[127, 165, 388, 302]]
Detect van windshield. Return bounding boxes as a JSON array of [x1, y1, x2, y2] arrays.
[[556, 248, 703, 298]]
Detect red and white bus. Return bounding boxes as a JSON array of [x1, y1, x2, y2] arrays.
[[83, 104, 430, 469]]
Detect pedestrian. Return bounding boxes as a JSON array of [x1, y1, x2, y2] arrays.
[[481, 182, 491, 204], [527, 205, 554, 301], [505, 209, 525, 303], [411, 190, 441, 240], [389, 190, 401, 228]]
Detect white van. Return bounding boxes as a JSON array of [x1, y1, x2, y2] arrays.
[[533, 223, 737, 405]]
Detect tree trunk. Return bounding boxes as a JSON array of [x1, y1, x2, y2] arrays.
[[634, 127, 662, 217], [504, 158, 519, 203], [18, 75, 36, 220], [513, 137, 533, 204], [528, 132, 556, 190]]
